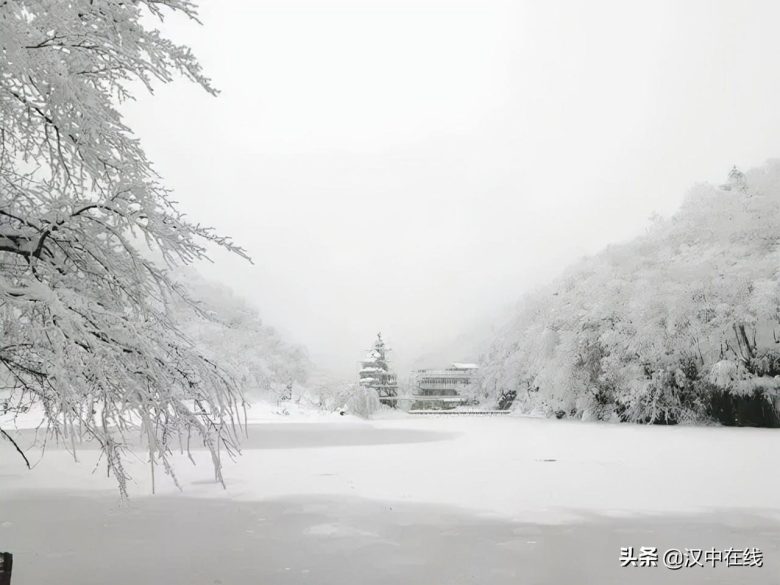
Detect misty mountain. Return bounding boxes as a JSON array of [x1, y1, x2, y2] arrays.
[[407, 308, 507, 373]]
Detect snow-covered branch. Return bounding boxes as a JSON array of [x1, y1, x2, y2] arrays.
[[0, 0, 249, 494]]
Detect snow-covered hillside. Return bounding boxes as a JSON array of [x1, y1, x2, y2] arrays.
[[481, 163, 780, 425], [170, 269, 312, 401]]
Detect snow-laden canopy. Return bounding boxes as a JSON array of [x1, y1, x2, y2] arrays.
[[481, 162, 780, 426]]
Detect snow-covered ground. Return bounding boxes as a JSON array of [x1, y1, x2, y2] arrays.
[[1, 409, 779, 583]]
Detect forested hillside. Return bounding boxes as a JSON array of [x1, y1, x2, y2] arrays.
[[480, 162, 780, 426], [171, 270, 311, 402]]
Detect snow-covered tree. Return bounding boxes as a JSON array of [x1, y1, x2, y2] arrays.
[[481, 162, 780, 426], [0, 1, 248, 494]]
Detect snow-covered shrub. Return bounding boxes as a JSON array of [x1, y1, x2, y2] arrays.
[[290, 374, 355, 413], [346, 386, 381, 418]]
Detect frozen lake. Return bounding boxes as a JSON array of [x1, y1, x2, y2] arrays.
[[1, 414, 779, 583]]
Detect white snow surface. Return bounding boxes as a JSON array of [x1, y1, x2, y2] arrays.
[[2, 404, 779, 524]]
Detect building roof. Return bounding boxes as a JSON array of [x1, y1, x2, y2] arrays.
[[450, 363, 479, 370]]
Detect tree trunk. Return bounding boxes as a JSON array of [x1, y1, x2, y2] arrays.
[[733, 322, 756, 364], [0, 552, 13, 585]]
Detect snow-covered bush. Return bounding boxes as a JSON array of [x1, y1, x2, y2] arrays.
[[346, 385, 381, 418], [297, 378, 354, 412], [481, 162, 780, 426]]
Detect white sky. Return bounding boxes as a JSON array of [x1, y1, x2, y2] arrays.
[[124, 0, 780, 377]]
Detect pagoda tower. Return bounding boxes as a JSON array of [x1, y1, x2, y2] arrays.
[[358, 333, 399, 406]]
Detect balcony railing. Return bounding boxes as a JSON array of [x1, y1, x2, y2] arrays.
[[415, 370, 476, 379]]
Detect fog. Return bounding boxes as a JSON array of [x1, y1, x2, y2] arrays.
[[123, 0, 780, 378]]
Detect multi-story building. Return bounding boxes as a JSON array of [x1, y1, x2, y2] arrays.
[[410, 363, 479, 410]]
